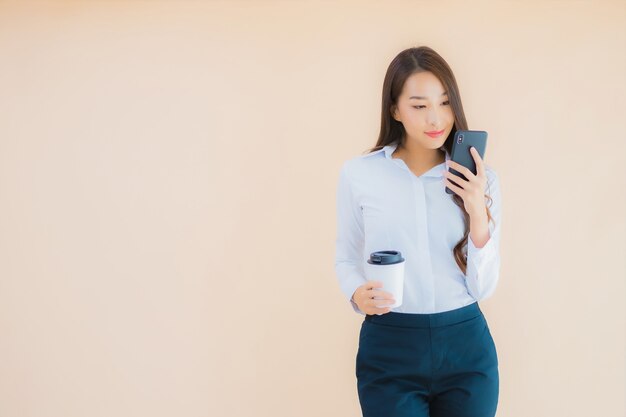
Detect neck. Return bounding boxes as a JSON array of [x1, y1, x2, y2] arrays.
[[393, 139, 445, 168]]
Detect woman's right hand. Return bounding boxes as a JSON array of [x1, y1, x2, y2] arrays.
[[352, 281, 396, 315]]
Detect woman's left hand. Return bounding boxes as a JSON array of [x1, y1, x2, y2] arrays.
[[443, 147, 487, 216]]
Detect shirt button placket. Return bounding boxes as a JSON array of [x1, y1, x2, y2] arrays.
[[412, 177, 436, 312]]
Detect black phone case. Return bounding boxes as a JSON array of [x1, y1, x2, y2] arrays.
[[445, 130, 488, 195]]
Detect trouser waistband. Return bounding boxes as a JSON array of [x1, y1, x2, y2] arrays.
[[364, 302, 483, 328]]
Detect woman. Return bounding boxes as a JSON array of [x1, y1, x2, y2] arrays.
[[334, 46, 502, 417]]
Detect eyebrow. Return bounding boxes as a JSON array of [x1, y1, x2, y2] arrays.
[[409, 92, 448, 100]]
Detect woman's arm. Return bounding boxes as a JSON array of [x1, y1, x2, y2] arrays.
[[334, 161, 367, 315], [465, 170, 503, 301]]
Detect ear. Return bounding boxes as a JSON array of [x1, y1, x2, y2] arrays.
[[391, 105, 400, 122]]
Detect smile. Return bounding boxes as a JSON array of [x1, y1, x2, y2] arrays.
[[425, 130, 445, 138]]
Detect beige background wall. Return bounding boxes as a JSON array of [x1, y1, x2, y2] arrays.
[[0, 1, 624, 416]]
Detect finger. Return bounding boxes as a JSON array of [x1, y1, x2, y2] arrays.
[[372, 296, 394, 306], [368, 302, 392, 313], [470, 147, 486, 177], [369, 289, 395, 300], [445, 178, 465, 197], [371, 298, 394, 308], [367, 284, 393, 298], [446, 160, 475, 181], [369, 288, 386, 300], [443, 169, 468, 187]]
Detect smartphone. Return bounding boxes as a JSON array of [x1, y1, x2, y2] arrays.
[[445, 130, 488, 195]]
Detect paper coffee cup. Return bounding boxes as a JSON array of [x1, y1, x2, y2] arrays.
[[365, 250, 405, 308]]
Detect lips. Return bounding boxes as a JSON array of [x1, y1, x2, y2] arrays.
[[425, 129, 445, 138]]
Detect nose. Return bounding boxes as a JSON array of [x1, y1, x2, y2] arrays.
[[427, 109, 441, 127]]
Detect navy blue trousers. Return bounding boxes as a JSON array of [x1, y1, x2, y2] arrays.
[[356, 302, 499, 417]]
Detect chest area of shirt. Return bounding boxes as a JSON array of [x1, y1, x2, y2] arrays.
[[355, 168, 446, 214], [354, 165, 464, 239]]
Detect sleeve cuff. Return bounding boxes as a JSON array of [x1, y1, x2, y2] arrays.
[[343, 276, 366, 315], [350, 297, 365, 316], [467, 227, 496, 271]]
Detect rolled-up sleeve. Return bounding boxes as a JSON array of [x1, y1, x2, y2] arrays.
[[335, 162, 367, 315], [465, 170, 502, 302]]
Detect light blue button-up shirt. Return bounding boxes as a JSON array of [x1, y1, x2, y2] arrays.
[[334, 140, 502, 315]]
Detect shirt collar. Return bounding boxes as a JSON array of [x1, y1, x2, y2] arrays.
[[382, 141, 450, 178]]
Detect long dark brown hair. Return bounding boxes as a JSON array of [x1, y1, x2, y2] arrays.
[[363, 46, 494, 275]]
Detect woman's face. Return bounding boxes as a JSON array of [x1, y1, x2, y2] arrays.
[[391, 71, 455, 150]]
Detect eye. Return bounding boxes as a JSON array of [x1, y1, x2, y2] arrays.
[[412, 100, 450, 110]]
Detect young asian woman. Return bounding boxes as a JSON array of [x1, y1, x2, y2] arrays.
[[334, 46, 501, 417]]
